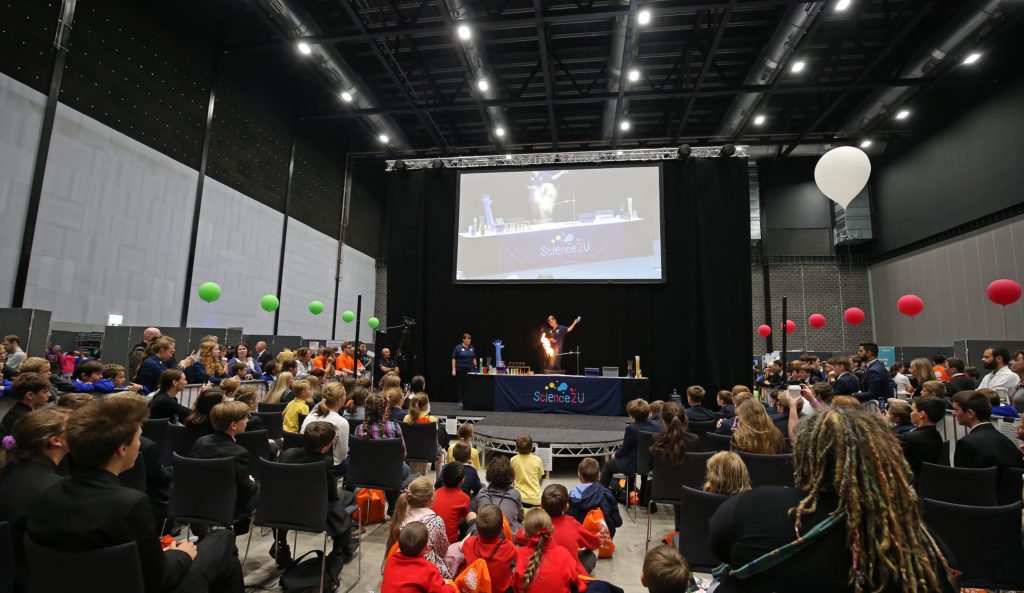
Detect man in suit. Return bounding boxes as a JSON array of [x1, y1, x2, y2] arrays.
[[898, 395, 945, 479], [952, 390, 1024, 470], [27, 397, 243, 593], [254, 341, 274, 370], [599, 398, 664, 487], [853, 342, 894, 403], [829, 356, 861, 396], [189, 401, 260, 533], [943, 357, 977, 395]]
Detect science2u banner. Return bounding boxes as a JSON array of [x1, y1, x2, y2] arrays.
[[494, 375, 621, 416]]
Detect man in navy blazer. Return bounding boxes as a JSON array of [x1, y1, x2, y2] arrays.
[[853, 343, 894, 403], [952, 390, 1024, 470], [829, 356, 861, 396], [599, 398, 664, 486]]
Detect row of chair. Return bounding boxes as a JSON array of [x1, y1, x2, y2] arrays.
[[917, 462, 1024, 507]]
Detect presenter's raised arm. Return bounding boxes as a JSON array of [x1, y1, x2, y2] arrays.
[[568, 316, 581, 332]]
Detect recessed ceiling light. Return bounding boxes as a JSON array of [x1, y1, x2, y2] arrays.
[[620, 120, 631, 131], [791, 60, 806, 73], [628, 69, 640, 82], [457, 24, 472, 40], [895, 109, 910, 120], [835, 0, 852, 11], [477, 79, 489, 92], [637, 9, 651, 25], [340, 91, 353, 103], [297, 42, 312, 55], [860, 139, 872, 148], [378, 133, 390, 144], [963, 52, 982, 65], [494, 126, 505, 137], [753, 114, 766, 125]]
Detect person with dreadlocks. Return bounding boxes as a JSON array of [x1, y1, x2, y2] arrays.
[[707, 405, 957, 593], [512, 508, 583, 593], [355, 393, 409, 514]]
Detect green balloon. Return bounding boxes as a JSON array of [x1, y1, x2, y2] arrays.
[[342, 310, 355, 323], [308, 300, 324, 315], [368, 317, 380, 329], [198, 282, 221, 303], [260, 295, 280, 312]]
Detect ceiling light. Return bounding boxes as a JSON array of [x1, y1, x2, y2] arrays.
[[628, 69, 640, 82], [477, 79, 489, 92], [860, 139, 872, 148], [340, 91, 353, 103], [620, 120, 631, 131], [616, 150, 624, 155], [494, 126, 505, 137], [457, 24, 472, 40], [835, 0, 852, 11], [753, 114, 766, 125], [505, 154, 513, 159], [962, 52, 982, 65], [297, 42, 312, 55], [378, 133, 390, 144], [791, 60, 806, 73], [895, 109, 910, 120], [637, 9, 651, 25]]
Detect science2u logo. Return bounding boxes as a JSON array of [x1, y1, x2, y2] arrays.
[[533, 380, 586, 404]]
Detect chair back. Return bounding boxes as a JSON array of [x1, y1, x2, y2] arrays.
[[168, 423, 202, 459], [918, 462, 998, 506], [255, 459, 328, 534], [255, 412, 284, 439], [298, 412, 307, 428], [0, 521, 12, 593], [736, 451, 794, 488], [998, 466, 1024, 506], [168, 453, 237, 527], [650, 453, 687, 504], [688, 420, 716, 439], [235, 430, 272, 478], [118, 450, 147, 493], [348, 437, 406, 491], [258, 402, 287, 413], [402, 422, 439, 463], [282, 431, 305, 451], [921, 498, 1024, 589], [141, 418, 171, 465], [346, 418, 363, 444], [635, 431, 657, 476], [938, 440, 952, 466], [24, 535, 143, 593], [702, 432, 731, 452], [678, 486, 730, 572], [680, 451, 715, 489]]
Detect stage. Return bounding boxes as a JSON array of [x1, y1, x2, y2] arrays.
[[463, 372, 651, 415]]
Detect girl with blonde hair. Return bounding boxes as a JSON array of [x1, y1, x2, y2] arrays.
[[263, 372, 293, 404], [512, 508, 582, 593], [703, 451, 751, 495], [403, 392, 438, 424], [301, 382, 348, 469], [908, 358, 937, 393], [385, 476, 455, 579], [731, 399, 786, 454]]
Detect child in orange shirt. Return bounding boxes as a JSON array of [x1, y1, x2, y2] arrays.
[[462, 505, 516, 593], [382, 522, 457, 593]]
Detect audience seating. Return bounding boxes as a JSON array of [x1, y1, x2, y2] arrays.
[[242, 459, 331, 590], [165, 454, 238, 537], [1, 521, 12, 593], [347, 437, 406, 591], [402, 422, 439, 472], [141, 418, 171, 465], [687, 420, 716, 440], [997, 466, 1024, 506], [258, 402, 287, 414], [345, 418, 363, 437], [235, 430, 272, 478], [677, 486, 730, 572], [647, 453, 689, 549], [168, 424, 202, 461], [255, 412, 284, 439], [117, 451, 147, 493], [702, 432, 731, 452], [25, 535, 143, 593], [921, 498, 1024, 589], [680, 451, 714, 490], [938, 440, 952, 466], [736, 452, 794, 488], [282, 431, 305, 452], [918, 463, 998, 506]]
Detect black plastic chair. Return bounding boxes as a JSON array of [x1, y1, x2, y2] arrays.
[[687, 420, 716, 440], [678, 486, 730, 572], [1, 521, 12, 593], [168, 424, 202, 460], [702, 432, 732, 452], [680, 451, 715, 489], [25, 535, 143, 593], [736, 451, 794, 488], [282, 431, 305, 452], [235, 430, 272, 478], [242, 459, 330, 590], [118, 450, 147, 493], [346, 419, 363, 445], [165, 453, 237, 537], [997, 466, 1024, 505], [921, 498, 1024, 589], [402, 422, 439, 467], [938, 440, 952, 466], [918, 462, 998, 506], [258, 402, 287, 413], [347, 437, 406, 589], [647, 452, 689, 550], [141, 418, 171, 465], [255, 412, 284, 439]]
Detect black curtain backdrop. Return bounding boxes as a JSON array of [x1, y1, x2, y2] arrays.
[[384, 158, 752, 403]]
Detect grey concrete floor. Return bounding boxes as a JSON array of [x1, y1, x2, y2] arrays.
[[235, 457, 706, 593]]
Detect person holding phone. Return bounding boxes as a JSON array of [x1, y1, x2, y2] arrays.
[[136, 337, 195, 393]]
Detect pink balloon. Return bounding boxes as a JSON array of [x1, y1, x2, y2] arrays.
[[897, 294, 924, 317], [844, 307, 865, 325], [757, 324, 772, 337], [809, 314, 826, 329], [785, 320, 796, 334], [987, 278, 1022, 306]]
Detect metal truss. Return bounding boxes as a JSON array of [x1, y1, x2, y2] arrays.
[[385, 145, 748, 170], [473, 434, 621, 460]]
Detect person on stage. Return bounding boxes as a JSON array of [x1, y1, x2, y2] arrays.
[[451, 333, 477, 408], [543, 315, 580, 372]]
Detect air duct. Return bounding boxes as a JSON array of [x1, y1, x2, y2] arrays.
[[838, 0, 1002, 135], [601, 0, 640, 140], [254, 0, 410, 150], [715, 2, 824, 140]]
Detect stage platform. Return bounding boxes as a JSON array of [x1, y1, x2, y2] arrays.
[[464, 372, 650, 415], [430, 402, 628, 460]]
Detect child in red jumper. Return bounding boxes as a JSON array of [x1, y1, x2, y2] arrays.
[[432, 462, 476, 544], [463, 505, 516, 593], [383, 522, 457, 593], [541, 484, 600, 575], [513, 508, 583, 593]]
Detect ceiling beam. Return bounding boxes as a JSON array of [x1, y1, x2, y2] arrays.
[[673, 0, 737, 143], [533, 0, 559, 147], [610, 0, 638, 149]]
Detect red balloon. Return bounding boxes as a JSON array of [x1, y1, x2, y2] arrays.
[[757, 324, 772, 337], [987, 278, 1022, 306], [785, 320, 796, 334], [844, 307, 865, 325], [809, 314, 826, 329], [897, 294, 925, 317]]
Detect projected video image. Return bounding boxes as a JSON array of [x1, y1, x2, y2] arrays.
[[455, 166, 663, 282]]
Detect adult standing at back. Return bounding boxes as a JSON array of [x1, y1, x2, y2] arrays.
[[952, 390, 1024, 470], [136, 337, 193, 393], [451, 333, 476, 408], [853, 342, 894, 403], [254, 341, 274, 369], [943, 358, 977, 396], [2, 335, 26, 375], [128, 327, 163, 383], [978, 346, 1019, 403]]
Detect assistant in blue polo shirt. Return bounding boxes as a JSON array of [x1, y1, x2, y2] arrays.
[[451, 333, 477, 407]]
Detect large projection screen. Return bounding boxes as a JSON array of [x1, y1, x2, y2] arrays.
[[454, 165, 664, 282]]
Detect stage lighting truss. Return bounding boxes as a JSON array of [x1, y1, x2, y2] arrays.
[[385, 145, 748, 171], [472, 433, 622, 459]]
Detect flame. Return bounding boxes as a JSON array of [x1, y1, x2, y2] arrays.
[[540, 331, 555, 358]]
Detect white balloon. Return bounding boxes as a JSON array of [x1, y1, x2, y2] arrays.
[[814, 146, 871, 210]]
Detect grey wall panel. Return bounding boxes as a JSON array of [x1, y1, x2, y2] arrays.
[[101, 326, 131, 366], [48, 330, 79, 351], [277, 218, 337, 339], [188, 328, 228, 353]]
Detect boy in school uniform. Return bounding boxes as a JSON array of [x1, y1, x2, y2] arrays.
[[435, 441, 482, 498], [431, 462, 476, 544], [462, 505, 516, 593], [102, 364, 147, 394], [541, 484, 600, 574], [72, 360, 118, 394], [189, 401, 260, 533], [382, 522, 457, 593], [568, 457, 622, 538], [510, 434, 544, 507]]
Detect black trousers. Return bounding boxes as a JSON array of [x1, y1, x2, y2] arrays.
[[169, 528, 245, 593], [454, 370, 469, 403]]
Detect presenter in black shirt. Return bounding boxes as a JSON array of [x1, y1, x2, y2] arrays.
[[542, 315, 580, 372], [451, 333, 477, 407]]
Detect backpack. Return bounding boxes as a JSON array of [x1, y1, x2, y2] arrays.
[[280, 549, 339, 593], [582, 508, 615, 558], [454, 557, 493, 593], [353, 488, 386, 524]]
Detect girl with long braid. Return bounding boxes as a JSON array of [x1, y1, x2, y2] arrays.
[[513, 508, 582, 593], [708, 406, 957, 593], [355, 393, 409, 514]]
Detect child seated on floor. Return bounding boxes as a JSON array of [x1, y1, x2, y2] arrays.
[[512, 508, 582, 593], [510, 434, 544, 508], [642, 544, 696, 593], [568, 457, 622, 538], [436, 441, 482, 499], [541, 484, 600, 575], [432, 462, 476, 545], [447, 422, 481, 468], [462, 505, 516, 593], [382, 522, 457, 593]]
